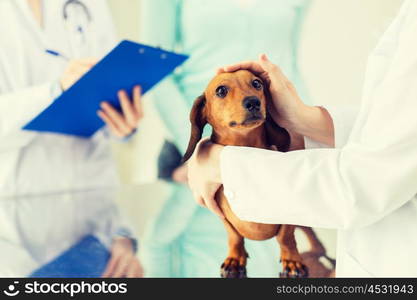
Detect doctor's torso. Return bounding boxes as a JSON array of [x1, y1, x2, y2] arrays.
[[0, 0, 118, 197], [336, 0, 417, 277], [173, 0, 310, 104]]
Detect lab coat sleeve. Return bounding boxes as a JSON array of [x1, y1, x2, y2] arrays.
[[139, 0, 192, 154], [325, 104, 359, 148], [0, 82, 57, 144], [220, 5, 417, 230]]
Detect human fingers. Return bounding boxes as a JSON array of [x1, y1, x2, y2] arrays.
[[258, 54, 290, 85], [194, 193, 206, 207], [217, 60, 265, 75], [132, 85, 144, 120], [71, 64, 91, 76], [118, 90, 137, 127], [60, 64, 91, 90], [172, 165, 188, 184], [126, 260, 144, 278], [111, 256, 131, 278], [75, 57, 98, 67], [97, 110, 125, 137], [202, 185, 224, 219], [101, 255, 120, 278], [100, 102, 133, 135]]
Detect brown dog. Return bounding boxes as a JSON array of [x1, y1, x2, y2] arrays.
[[183, 70, 329, 278]]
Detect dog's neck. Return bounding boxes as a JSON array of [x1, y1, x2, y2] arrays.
[[211, 124, 269, 149]]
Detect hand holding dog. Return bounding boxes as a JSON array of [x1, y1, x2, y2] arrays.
[[187, 138, 225, 218], [172, 164, 189, 185], [187, 140, 280, 217], [188, 56, 301, 217], [97, 85, 144, 138], [218, 54, 305, 131], [188, 54, 334, 215], [219, 54, 334, 146]]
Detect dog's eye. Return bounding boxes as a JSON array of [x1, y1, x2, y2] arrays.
[[216, 86, 228, 98], [252, 79, 263, 90]]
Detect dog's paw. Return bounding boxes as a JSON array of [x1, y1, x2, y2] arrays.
[[221, 258, 247, 278], [279, 259, 308, 278]]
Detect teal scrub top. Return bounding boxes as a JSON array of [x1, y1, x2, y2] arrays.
[[141, 0, 310, 154], [140, 0, 311, 278]]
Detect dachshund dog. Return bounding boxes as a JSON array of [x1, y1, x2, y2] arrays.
[[183, 70, 334, 278]]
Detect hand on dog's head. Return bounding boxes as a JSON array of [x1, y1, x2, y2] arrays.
[[182, 70, 289, 162]]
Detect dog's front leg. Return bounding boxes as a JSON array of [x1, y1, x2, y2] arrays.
[[221, 219, 248, 278], [276, 225, 308, 278]]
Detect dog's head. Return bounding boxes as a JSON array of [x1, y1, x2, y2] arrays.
[[183, 70, 290, 162], [203, 69, 268, 130]]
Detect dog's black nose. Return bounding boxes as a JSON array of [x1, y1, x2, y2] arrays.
[[243, 96, 261, 112]]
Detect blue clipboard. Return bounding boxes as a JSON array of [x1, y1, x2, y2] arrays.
[[23, 40, 189, 137], [30, 235, 110, 278]]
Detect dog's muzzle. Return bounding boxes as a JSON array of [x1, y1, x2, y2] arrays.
[[243, 96, 261, 113]]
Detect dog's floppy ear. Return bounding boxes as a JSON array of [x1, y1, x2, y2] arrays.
[[182, 94, 207, 162], [264, 88, 291, 152], [265, 114, 291, 152]]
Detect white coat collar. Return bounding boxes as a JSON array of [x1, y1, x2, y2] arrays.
[[12, 0, 65, 49]]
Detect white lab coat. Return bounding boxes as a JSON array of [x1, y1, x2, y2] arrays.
[[220, 0, 417, 277], [0, 0, 130, 277]]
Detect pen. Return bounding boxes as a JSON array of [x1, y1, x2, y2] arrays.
[[45, 49, 70, 61]]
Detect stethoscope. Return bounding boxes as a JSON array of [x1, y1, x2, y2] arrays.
[[64, 0, 92, 54], [63, 0, 91, 23], [46, 0, 92, 60]]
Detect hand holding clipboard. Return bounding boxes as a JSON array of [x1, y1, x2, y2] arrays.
[[24, 40, 189, 137]]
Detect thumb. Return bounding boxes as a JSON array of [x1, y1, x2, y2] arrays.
[[77, 57, 98, 67], [203, 184, 224, 219], [258, 53, 290, 85], [258, 54, 280, 74]]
